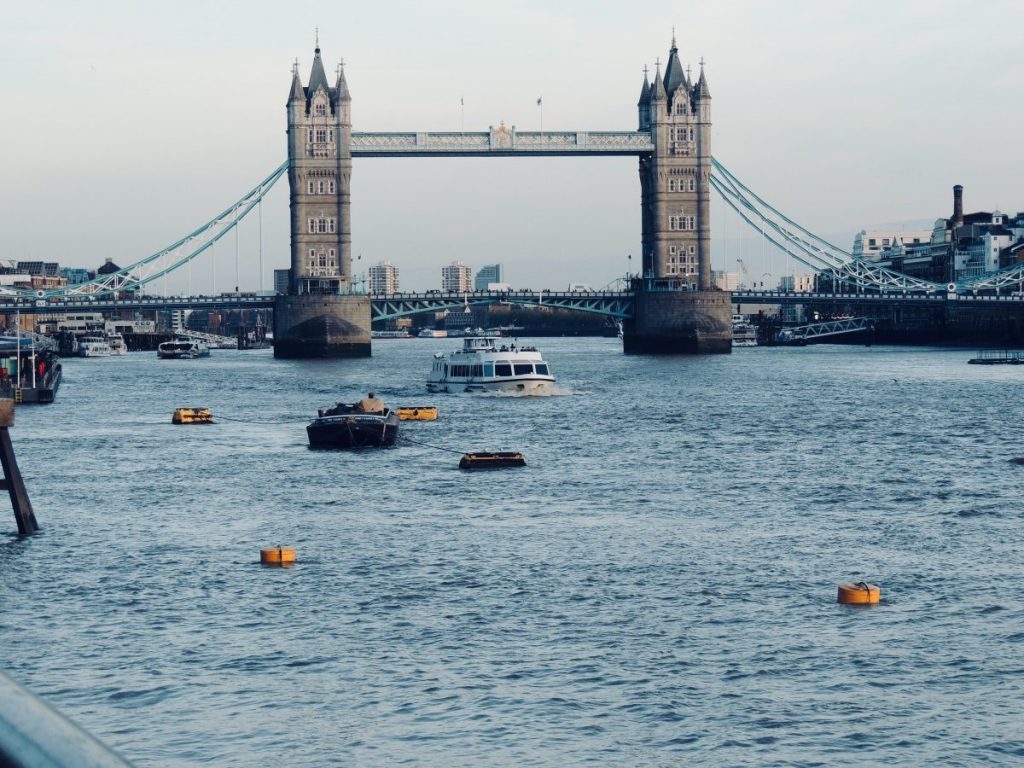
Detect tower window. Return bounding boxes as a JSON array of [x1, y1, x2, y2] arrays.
[[315, 103, 326, 116], [328, 180, 336, 194], [315, 129, 327, 143], [318, 180, 325, 194], [307, 181, 314, 194]]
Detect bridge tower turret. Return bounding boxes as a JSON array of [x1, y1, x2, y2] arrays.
[[276, 40, 370, 358], [626, 33, 730, 354], [286, 43, 350, 294], [637, 67, 651, 132], [639, 33, 711, 289]]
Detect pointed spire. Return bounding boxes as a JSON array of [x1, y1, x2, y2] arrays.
[[663, 31, 686, 100], [288, 58, 304, 102], [307, 43, 330, 98], [652, 59, 666, 101], [638, 64, 651, 105], [334, 58, 351, 103], [696, 57, 711, 99]]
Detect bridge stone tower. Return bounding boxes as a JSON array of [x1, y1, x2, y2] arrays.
[[274, 42, 371, 358], [625, 35, 731, 354]]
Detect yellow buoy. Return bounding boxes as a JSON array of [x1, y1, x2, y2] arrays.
[[838, 581, 880, 605], [172, 407, 213, 424], [398, 406, 438, 421], [260, 546, 296, 566]]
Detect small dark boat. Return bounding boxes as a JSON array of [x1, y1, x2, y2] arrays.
[[459, 451, 527, 469], [306, 402, 400, 449]]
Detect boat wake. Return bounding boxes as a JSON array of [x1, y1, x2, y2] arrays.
[[474, 385, 576, 398]]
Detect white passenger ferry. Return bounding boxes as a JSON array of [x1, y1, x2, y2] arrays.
[[77, 335, 111, 358], [426, 337, 555, 393], [158, 338, 211, 359], [106, 333, 128, 355]]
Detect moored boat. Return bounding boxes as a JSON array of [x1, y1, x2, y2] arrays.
[[307, 398, 400, 449], [427, 336, 555, 394], [106, 333, 128, 355], [77, 335, 111, 358]]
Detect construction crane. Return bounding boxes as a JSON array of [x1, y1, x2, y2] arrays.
[[736, 258, 749, 289]]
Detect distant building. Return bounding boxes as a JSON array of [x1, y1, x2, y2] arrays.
[[60, 267, 92, 285], [170, 310, 189, 333], [273, 269, 291, 295], [853, 230, 931, 261], [475, 264, 504, 291], [95, 258, 122, 275], [836, 185, 1024, 286], [444, 309, 475, 332], [442, 261, 472, 292], [369, 260, 400, 293], [712, 270, 739, 291], [778, 275, 814, 292]]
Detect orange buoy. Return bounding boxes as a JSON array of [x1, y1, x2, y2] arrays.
[[260, 546, 296, 566], [838, 581, 880, 605]]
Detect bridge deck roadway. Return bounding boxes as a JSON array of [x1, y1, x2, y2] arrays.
[[1, 289, 1023, 316]]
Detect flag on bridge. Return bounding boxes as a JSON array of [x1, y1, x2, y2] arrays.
[[537, 97, 542, 106]]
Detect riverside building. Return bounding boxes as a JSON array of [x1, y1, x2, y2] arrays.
[[844, 186, 1024, 285]]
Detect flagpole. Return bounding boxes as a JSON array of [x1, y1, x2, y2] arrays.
[[460, 97, 464, 135]]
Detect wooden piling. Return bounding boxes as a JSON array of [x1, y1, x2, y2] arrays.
[[0, 396, 37, 535]]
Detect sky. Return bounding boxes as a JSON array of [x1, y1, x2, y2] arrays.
[[0, 0, 1018, 293]]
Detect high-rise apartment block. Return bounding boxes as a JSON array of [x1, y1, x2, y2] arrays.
[[442, 261, 472, 292], [369, 260, 399, 293]]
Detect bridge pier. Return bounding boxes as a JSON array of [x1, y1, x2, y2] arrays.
[[273, 295, 371, 358], [623, 285, 732, 354]]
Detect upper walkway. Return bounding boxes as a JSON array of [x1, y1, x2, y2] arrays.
[[350, 130, 655, 157]]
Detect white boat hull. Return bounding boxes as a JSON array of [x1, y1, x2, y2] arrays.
[[427, 376, 556, 394]]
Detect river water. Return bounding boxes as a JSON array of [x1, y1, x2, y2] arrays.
[[1, 339, 1022, 766]]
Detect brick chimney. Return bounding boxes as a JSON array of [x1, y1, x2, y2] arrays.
[[953, 184, 963, 226]]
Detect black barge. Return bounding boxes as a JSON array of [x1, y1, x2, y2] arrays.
[[307, 402, 400, 449]]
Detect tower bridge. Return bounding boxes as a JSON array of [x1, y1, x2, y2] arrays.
[[3, 36, 1024, 349]]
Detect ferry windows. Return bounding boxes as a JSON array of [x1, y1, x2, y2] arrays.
[[495, 363, 512, 377], [513, 363, 533, 376], [484, 363, 494, 377], [472, 365, 483, 377], [535, 364, 549, 375]]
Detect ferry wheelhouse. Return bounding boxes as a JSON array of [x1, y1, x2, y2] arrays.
[[427, 337, 555, 393]]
